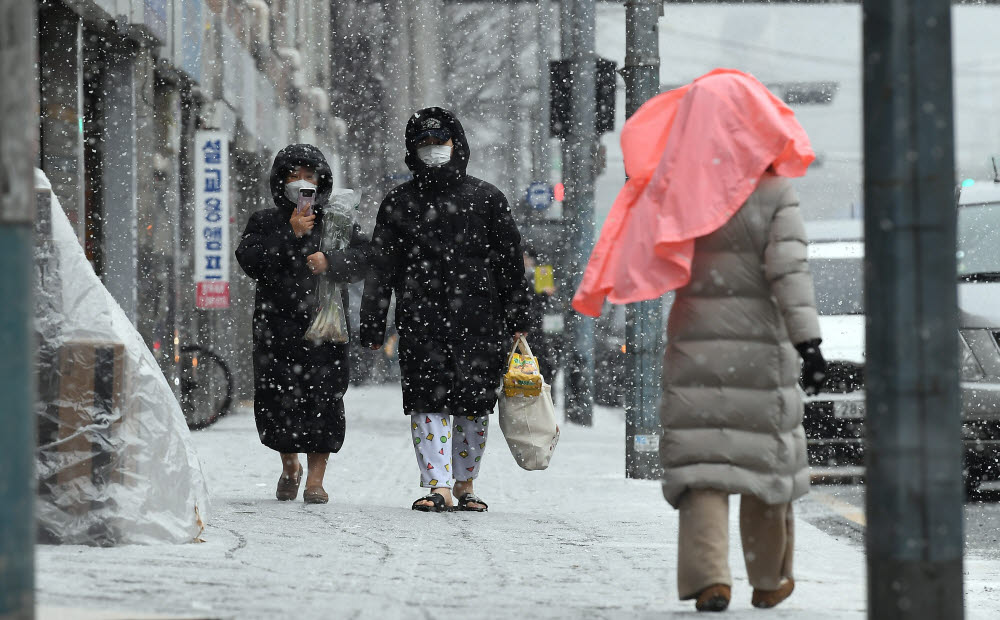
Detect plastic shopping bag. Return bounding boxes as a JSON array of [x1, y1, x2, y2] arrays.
[[305, 190, 358, 344], [304, 281, 348, 344], [502, 336, 543, 397], [498, 336, 560, 470]]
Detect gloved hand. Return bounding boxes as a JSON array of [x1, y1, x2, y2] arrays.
[[795, 339, 827, 396]]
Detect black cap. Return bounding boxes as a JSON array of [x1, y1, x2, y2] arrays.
[[412, 116, 451, 142]]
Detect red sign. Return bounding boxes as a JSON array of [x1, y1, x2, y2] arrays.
[[197, 281, 230, 309]]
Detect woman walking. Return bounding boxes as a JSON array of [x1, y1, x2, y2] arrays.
[[574, 70, 827, 612], [361, 107, 529, 513], [236, 144, 368, 504]]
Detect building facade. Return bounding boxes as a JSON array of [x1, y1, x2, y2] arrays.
[[37, 0, 346, 408]]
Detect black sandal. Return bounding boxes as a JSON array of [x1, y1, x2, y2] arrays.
[[411, 493, 452, 513], [456, 493, 488, 512]]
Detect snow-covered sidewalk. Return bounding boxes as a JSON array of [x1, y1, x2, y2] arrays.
[[34, 384, 998, 619]]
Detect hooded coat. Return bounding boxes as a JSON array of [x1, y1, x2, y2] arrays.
[[360, 107, 529, 417], [235, 144, 369, 453], [659, 175, 820, 508]]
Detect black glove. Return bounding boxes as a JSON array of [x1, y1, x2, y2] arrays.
[[795, 339, 827, 396]]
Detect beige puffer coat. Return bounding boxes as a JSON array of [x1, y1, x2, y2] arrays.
[[659, 175, 821, 508]]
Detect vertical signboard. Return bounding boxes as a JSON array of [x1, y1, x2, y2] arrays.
[[194, 130, 230, 309]]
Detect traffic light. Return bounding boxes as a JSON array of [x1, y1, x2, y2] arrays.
[[550, 58, 617, 138]]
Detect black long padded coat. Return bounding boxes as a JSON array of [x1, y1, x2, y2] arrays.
[[236, 144, 368, 453], [360, 107, 530, 417]]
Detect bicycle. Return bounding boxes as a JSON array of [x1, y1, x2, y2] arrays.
[[179, 344, 234, 430]]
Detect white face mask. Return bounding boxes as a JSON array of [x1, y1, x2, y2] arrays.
[[417, 144, 453, 167], [284, 179, 317, 203]]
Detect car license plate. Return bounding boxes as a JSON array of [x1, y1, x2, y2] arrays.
[[833, 400, 865, 419]]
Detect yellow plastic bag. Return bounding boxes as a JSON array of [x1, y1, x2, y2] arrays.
[[503, 336, 543, 398]]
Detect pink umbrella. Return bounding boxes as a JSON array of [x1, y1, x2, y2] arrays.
[[572, 68, 815, 317]]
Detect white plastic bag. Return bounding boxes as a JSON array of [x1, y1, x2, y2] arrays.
[[33, 169, 209, 545], [498, 337, 560, 470], [305, 189, 358, 344]]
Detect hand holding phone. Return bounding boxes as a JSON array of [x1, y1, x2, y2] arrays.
[[290, 188, 317, 238], [296, 187, 316, 216]]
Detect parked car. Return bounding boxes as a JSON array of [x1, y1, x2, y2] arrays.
[[801, 221, 866, 468], [805, 183, 1000, 494], [955, 180, 1000, 491]]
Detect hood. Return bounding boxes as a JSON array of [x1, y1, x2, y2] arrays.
[[269, 144, 334, 212], [404, 107, 470, 192]]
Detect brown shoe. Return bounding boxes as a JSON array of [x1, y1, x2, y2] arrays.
[[303, 486, 329, 504], [752, 578, 795, 609], [275, 465, 303, 501], [695, 584, 731, 612]]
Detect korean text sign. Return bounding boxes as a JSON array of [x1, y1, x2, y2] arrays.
[[194, 131, 230, 309]]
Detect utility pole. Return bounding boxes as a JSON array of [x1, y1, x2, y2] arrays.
[[409, 0, 444, 109], [561, 0, 596, 426], [500, 2, 518, 201], [862, 2, 964, 619], [512, 4, 530, 202], [381, 0, 412, 179], [533, 0, 552, 185], [558, 0, 575, 258], [621, 0, 662, 479], [0, 0, 37, 616]]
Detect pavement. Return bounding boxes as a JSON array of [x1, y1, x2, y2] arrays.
[[34, 384, 1000, 619]]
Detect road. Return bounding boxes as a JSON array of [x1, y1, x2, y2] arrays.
[[810, 481, 1000, 562]]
